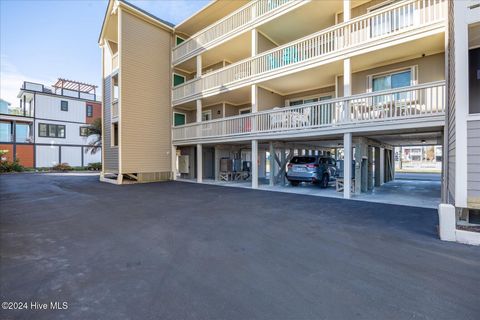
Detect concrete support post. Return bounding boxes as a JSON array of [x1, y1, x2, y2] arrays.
[[379, 147, 385, 185], [399, 146, 403, 170], [281, 147, 287, 185], [391, 149, 395, 181], [344, 132, 352, 199], [374, 147, 381, 187], [252, 140, 259, 189], [269, 142, 275, 186], [438, 204, 456, 241], [214, 146, 220, 181], [368, 146, 374, 190], [171, 145, 177, 181], [196, 144, 203, 183], [354, 143, 362, 194]]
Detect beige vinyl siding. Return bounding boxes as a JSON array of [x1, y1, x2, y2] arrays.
[[467, 120, 480, 208], [102, 74, 118, 172], [119, 9, 172, 175], [224, 103, 251, 116], [284, 86, 336, 101], [257, 86, 284, 111], [258, 32, 277, 53], [203, 103, 224, 119], [337, 53, 445, 96]]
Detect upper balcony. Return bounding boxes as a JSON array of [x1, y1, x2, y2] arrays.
[[172, 0, 307, 65], [172, 0, 446, 106], [172, 81, 446, 145]]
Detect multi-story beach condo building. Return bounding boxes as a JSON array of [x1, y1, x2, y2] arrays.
[[99, 0, 479, 241], [0, 79, 102, 168]]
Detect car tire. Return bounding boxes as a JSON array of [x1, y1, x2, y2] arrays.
[[320, 174, 329, 188], [290, 181, 300, 187]]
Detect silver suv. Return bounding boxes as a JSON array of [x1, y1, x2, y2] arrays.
[[286, 156, 337, 188]]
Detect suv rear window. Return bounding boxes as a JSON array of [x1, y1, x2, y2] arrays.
[[290, 157, 316, 164]]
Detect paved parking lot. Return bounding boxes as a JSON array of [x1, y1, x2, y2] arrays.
[[1, 173, 479, 320]]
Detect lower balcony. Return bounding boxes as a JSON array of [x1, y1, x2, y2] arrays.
[[172, 81, 445, 145]]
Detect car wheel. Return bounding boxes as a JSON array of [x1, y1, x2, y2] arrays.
[[320, 174, 329, 188], [290, 181, 300, 187]]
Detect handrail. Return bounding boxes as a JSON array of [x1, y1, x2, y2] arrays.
[[173, 0, 446, 103], [173, 0, 297, 64], [172, 82, 445, 142], [199, 0, 423, 80], [173, 81, 445, 129]]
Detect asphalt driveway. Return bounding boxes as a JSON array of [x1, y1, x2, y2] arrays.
[[1, 173, 479, 320]]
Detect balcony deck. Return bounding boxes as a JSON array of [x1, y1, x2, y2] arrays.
[[172, 0, 307, 65], [172, 0, 446, 106], [172, 81, 445, 145]]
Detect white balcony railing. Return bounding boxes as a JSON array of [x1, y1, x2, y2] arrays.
[[173, 0, 446, 104], [172, 81, 445, 142], [173, 0, 298, 64]]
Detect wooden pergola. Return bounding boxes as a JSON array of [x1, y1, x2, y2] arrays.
[[52, 78, 98, 98]]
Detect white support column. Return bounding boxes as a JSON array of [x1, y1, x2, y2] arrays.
[[251, 84, 258, 113], [252, 140, 259, 189], [379, 147, 385, 185], [196, 99, 202, 123], [343, 58, 351, 122], [453, 2, 469, 208], [196, 55, 202, 78], [343, 59, 351, 97], [343, 0, 351, 22], [269, 142, 275, 186], [197, 144, 203, 183], [251, 29, 258, 56], [281, 147, 287, 185], [344, 132, 352, 199]]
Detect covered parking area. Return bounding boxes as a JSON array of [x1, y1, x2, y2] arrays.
[[174, 126, 443, 209]]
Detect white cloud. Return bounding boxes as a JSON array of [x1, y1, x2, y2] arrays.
[[0, 55, 53, 107]]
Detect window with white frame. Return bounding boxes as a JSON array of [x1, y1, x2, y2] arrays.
[[369, 67, 416, 104], [289, 94, 333, 106]]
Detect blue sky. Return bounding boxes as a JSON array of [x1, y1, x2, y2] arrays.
[[0, 0, 210, 106]]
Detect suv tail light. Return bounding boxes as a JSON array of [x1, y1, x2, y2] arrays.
[[287, 164, 293, 168]]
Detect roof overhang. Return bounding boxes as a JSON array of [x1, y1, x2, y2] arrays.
[[98, 0, 174, 46]]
